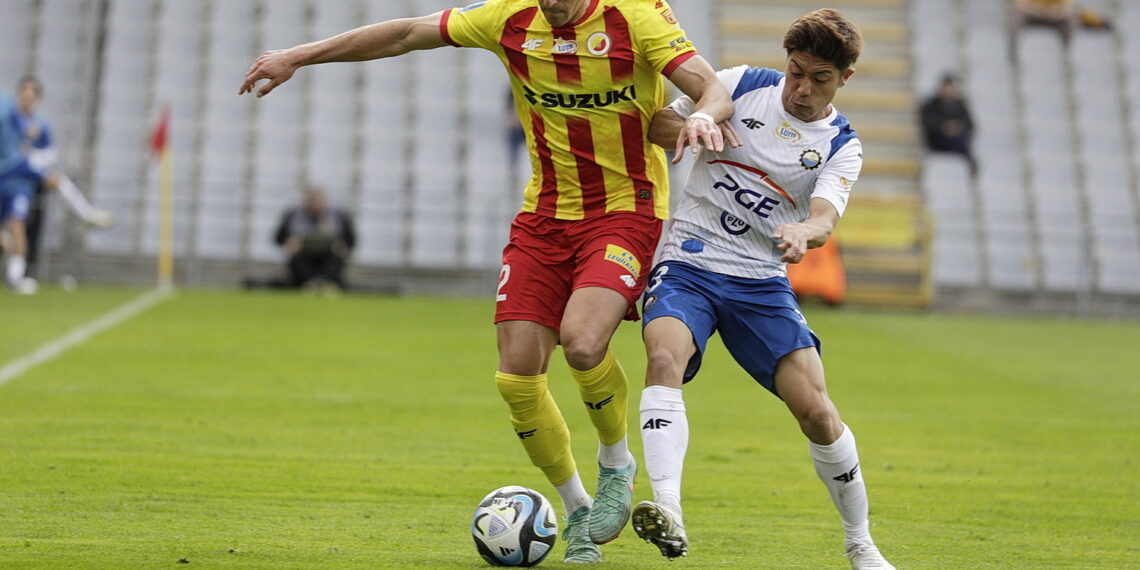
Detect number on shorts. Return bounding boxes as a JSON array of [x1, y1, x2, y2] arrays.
[[647, 265, 668, 293], [496, 264, 511, 302]]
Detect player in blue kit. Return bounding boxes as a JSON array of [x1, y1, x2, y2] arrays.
[[0, 86, 47, 293], [1, 77, 111, 293], [631, 9, 894, 570]]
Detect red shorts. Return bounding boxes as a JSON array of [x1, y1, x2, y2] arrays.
[[495, 211, 663, 330]]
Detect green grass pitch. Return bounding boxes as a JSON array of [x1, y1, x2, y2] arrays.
[[1, 286, 1138, 568]]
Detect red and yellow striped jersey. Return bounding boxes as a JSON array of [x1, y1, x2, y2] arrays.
[[442, 0, 696, 220]]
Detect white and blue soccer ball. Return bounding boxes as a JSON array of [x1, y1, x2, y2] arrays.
[[471, 486, 557, 567]]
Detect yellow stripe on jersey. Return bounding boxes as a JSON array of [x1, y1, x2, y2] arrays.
[[442, 0, 697, 220]]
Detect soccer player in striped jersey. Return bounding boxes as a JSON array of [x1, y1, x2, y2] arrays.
[[240, 0, 733, 563], [632, 10, 894, 569]]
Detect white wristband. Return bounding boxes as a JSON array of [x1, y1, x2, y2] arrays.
[[688, 111, 715, 124]]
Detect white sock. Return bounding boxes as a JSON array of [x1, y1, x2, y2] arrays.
[[555, 472, 592, 517], [597, 435, 634, 469], [7, 255, 26, 285], [639, 385, 688, 508], [55, 174, 99, 221], [809, 424, 873, 546]]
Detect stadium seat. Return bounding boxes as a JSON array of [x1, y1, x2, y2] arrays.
[[0, 0, 35, 81], [982, 213, 1037, 291], [920, 154, 983, 289], [1038, 227, 1088, 292], [1093, 228, 1140, 294], [909, 0, 960, 94], [962, 0, 1008, 31], [1082, 158, 1134, 225], [931, 220, 983, 288], [921, 154, 973, 214]]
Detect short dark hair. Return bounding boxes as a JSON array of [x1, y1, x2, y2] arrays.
[[783, 9, 863, 71]]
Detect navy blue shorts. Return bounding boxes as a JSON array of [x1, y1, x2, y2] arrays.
[[641, 260, 820, 396], [0, 158, 46, 222]]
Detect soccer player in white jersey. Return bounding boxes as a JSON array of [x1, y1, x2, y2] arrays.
[[631, 9, 894, 570]]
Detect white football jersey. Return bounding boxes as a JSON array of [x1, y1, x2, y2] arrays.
[[660, 66, 862, 279]]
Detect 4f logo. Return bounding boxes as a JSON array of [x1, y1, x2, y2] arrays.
[[642, 418, 672, 430], [833, 464, 859, 483], [741, 118, 765, 130], [516, 428, 537, 439], [521, 38, 544, 51], [585, 395, 614, 410]]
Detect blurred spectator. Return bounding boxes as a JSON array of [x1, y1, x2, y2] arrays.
[[1011, 0, 1075, 50], [919, 73, 977, 176], [274, 187, 356, 292]]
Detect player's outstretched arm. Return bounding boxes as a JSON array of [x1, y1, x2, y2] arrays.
[[665, 55, 735, 158], [239, 12, 448, 98], [773, 198, 840, 264], [648, 108, 741, 164]]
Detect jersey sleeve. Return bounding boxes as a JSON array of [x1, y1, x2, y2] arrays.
[[441, 0, 501, 50], [667, 65, 748, 117], [812, 137, 862, 217], [632, 0, 697, 76]]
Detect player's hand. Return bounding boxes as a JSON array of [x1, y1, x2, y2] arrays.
[[719, 120, 743, 150], [772, 223, 810, 264], [239, 49, 299, 98], [671, 112, 724, 164]]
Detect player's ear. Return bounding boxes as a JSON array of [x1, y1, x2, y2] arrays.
[[838, 67, 855, 88]]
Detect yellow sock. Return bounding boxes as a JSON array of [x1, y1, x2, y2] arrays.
[[569, 351, 628, 446], [495, 371, 577, 486]]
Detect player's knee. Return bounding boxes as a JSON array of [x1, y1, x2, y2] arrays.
[[561, 333, 608, 371], [645, 345, 687, 385], [794, 400, 842, 441], [495, 372, 545, 405]]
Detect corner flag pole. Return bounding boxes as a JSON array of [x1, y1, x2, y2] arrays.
[[150, 106, 173, 289]]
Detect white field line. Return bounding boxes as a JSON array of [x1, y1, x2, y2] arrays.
[[0, 287, 172, 387]]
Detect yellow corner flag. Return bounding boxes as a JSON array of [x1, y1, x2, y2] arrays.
[[150, 106, 173, 289]]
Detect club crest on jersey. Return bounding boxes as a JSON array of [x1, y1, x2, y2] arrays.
[[552, 38, 578, 55], [799, 149, 822, 170], [776, 122, 802, 142], [604, 244, 641, 278], [660, 8, 677, 24], [586, 32, 611, 55]]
